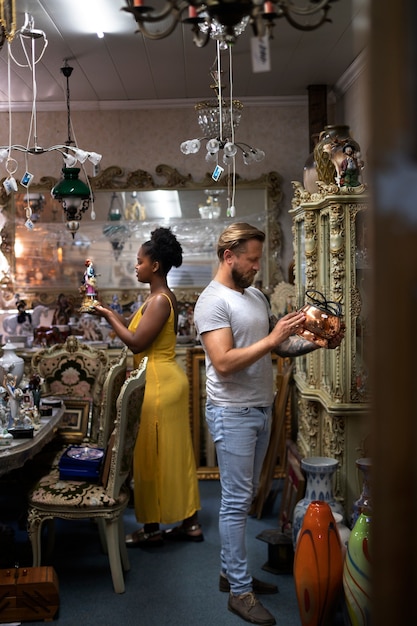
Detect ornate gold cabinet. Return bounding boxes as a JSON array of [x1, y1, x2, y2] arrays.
[[290, 182, 371, 515]]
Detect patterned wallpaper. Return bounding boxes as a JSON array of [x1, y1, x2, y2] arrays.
[[0, 82, 368, 276]]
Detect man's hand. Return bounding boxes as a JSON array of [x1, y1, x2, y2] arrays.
[[327, 321, 346, 349], [269, 310, 306, 348]]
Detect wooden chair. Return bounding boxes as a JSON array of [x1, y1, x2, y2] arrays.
[[31, 336, 109, 443], [97, 347, 128, 448], [250, 359, 294, 519], [27, 358, 147, 594]]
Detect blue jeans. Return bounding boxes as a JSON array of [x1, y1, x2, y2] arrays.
[[205, 401, 272, 596]]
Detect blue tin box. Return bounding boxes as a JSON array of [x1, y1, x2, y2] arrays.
[[58, 446, 105, 483]]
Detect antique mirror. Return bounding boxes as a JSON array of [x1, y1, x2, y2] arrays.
[[0, 164, 283, 307]]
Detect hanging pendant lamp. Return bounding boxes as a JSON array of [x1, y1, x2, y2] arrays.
[[51, 168, 91, 238]]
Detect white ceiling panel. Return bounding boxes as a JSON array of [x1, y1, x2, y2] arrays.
[[0, 1, 369, 110]]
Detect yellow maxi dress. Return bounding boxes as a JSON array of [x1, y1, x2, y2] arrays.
[[128, 293, 201, 524]]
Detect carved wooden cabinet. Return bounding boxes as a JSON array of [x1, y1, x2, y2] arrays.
[[290, 183, 371, 515]]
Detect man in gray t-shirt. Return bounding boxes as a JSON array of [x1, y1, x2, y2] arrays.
[[195, 280, 274, 407], [194, 222, 342, 626]]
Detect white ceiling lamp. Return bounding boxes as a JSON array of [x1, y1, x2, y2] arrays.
[[0, 12, 102, 236]]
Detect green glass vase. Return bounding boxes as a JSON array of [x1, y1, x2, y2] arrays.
[[343, 513, 372, 626]]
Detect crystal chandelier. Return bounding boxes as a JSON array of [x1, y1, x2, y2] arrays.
[[0, 13, 102, 236], [181, 42, 264, 217], [181, 44, 265, 166], [123, 1, 336, 47]]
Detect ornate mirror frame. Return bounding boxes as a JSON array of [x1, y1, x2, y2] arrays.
[[0, 164, 283, 309]]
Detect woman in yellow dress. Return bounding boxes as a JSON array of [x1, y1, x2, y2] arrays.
[[92, 227, 202, 545]]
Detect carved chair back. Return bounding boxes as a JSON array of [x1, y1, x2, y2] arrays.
[[97, 347, 128, 448], [105, 357, 147, 499], [31, 336, 109, 442]]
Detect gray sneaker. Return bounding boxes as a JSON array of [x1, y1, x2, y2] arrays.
[[228, 591, 276, 625]]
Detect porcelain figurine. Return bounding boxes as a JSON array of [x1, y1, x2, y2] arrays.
[[4, 372, 24, 425], [79, 258, 100, 313]]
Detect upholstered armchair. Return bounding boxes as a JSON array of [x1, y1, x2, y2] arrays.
[[31, 336, 109, 443], [27, 358, 147, 594]]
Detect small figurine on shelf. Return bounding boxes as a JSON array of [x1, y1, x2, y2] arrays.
[[17, 299, 32, 326], [338, 143, 364, 188], [4, 372, 23, 426], [110, 294, 123, 314], [79, 258, 100, 313], [16, 299, 33, 337], [130, 293, 143, 313], [28, 373, 42, 409], [52, 293, 73, 326], [0, 401, 12, 445]]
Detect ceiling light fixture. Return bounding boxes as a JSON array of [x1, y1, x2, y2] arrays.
[[0, 13, 102, 236], [102, 193, 131, 259], [180, 62, 265, 166], [181, 41, 264, 217], [123, 0, 336, 47]]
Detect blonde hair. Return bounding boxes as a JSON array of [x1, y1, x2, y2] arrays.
[[217, 222, 265, 261]]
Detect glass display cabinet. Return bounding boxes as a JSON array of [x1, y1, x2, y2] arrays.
[[290, 181, 371, 515]]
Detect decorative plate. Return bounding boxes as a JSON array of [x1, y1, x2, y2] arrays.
[[67, 447, 104, 461]]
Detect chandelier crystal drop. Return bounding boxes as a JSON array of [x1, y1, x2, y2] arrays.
[[123, 1, 336, 47], [195, 97, 243, 139]]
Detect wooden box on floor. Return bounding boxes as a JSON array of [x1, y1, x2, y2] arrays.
[[0, 566, 59, 623]]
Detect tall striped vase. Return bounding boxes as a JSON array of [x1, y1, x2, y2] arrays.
[[293, 500, 344, 626], [342, 513, 372, 626]]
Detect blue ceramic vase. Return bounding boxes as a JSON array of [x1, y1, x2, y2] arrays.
[[292, 456, 344, 547]]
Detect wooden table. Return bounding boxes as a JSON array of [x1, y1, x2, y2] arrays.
[[0, 407, 64, 477]]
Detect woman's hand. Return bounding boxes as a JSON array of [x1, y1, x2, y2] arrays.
[[88, 301, 109, 317]]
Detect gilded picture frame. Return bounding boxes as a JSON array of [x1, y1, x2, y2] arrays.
[[59, 398, 92, 443]]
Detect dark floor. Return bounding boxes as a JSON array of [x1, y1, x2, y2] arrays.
[[0, 456, 304, 626], [0, 458, 347, 626]]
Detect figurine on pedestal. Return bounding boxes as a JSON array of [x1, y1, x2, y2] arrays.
[[52, 293, 73, 326], [4, 372, 23, 426], [79, 258, 100, 313], [0, 397, 13, 445]]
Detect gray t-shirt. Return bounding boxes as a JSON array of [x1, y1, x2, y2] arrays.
[[194, 280, 274, 407]]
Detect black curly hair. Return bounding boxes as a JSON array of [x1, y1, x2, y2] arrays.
[[141, 227, 183, 275]]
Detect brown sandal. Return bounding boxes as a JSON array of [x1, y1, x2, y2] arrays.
[[163, 523, 204, 543], [125, 527, 164, 547]]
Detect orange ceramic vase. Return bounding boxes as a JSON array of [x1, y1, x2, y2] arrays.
[[293, 500, 344, 626]]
